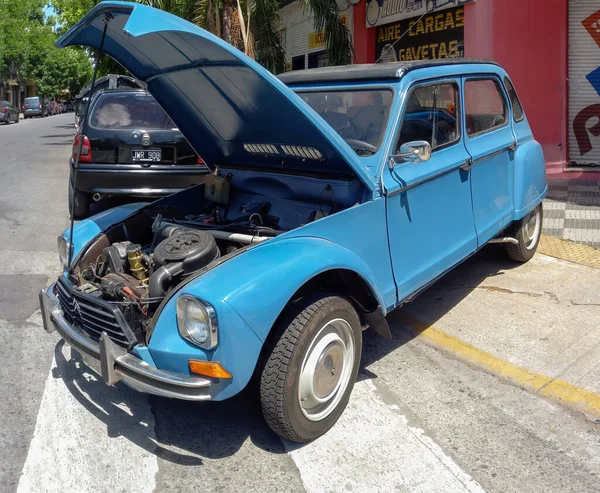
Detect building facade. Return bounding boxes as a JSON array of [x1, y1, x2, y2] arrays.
[[281, 0, 600, 175]]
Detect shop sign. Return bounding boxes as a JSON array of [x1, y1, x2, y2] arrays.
[[308, 14, 347, 49], [367, 0, 474, 28], [375, 5, 464, 62]]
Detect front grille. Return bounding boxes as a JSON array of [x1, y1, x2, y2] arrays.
[[56, 277, 135, 348]]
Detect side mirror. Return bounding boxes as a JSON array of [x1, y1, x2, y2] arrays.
[[388, 140, 432, 170]]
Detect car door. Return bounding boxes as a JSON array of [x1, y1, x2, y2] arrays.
[[384, 79, 477, 302], [462, 76, 515, 246]]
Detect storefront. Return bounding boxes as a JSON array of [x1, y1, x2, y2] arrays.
[[348, 0, 600, 175], [568, 1, 600, 166], [280, 0, 353, 72]]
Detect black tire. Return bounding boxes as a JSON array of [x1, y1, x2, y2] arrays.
[[506, 204, 543, 262], [16, 114, 19, 123], [68, 183, 89, 219], [260, 294, 362, 442]]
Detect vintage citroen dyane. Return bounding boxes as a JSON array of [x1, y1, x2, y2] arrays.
[[39, 2, 547, 442]]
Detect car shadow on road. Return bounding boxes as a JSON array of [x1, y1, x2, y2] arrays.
[[359, 246, 522, 376], [52, 246, 522, 461], [52, 340, 286, 465]]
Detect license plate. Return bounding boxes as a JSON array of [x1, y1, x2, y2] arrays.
[[132, 148, 162, 162]]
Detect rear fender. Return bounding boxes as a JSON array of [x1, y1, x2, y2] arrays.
[[512, 139, 548, 220]]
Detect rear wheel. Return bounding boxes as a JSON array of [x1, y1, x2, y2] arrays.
[[506, 204, 543, 262], [260, 295, 361, 442], [68, 183, 89, 219]]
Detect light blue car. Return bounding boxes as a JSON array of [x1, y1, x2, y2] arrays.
[[39, 2, 547, 442]]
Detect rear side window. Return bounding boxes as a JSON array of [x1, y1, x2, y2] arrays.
[[90, 92, 175, 130], [503, 77, 524, 122], [398, 82, 460, 151], [464, 79, 507, 136]]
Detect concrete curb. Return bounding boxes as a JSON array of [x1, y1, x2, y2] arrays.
[[398, 313, 600, 423]]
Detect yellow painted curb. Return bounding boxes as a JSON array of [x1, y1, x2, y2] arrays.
[[399, 314, 600, 420], [539, 235, 600, 269]]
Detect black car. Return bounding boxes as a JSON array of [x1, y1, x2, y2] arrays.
[[69, 89, 210, 218], [23, 97, 47, 118], [1, 101, 19, 124]]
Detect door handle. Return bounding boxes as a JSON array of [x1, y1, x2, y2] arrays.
[[460, 158, 473, 171]]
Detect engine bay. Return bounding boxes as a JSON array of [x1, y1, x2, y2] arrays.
[[68, 170, 364, 339]]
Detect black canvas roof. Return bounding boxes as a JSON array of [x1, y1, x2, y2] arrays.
[[278, 59, 498, 85]]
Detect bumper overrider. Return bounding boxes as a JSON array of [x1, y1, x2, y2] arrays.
[[39, 282, 212, 400]]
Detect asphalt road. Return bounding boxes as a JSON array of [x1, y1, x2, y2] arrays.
[[1, 114, 599, 493]]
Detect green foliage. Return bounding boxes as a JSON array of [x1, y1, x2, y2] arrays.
[[253, 0, 284, 73], [0, 0, 93, 98]]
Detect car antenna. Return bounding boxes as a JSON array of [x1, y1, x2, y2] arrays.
[[67, 13, 113, 273], [375, 0, 454, 64]]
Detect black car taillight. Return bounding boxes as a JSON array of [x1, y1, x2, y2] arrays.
[[73, 134, 92, 163]]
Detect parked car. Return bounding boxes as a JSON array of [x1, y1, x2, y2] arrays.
[[23, 97, 47, 118], [49, 100, 62, 115], [41, 3, 547, 443], [68, 88, 210, 218], [0, 101, 19, 124], [74, 74, 145, 129]]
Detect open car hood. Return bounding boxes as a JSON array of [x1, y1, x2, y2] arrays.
[[57, 2, 376, 190]]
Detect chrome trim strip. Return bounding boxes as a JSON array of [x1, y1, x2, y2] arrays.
[[91, 188, 186, 195], [472, 144, 516, 166], [40, 285, 212, 401], [386, 162, 465, 197]]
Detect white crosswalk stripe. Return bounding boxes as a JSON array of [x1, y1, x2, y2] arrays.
[[286, 379, 484, 493], [16, 343, 158, 493]]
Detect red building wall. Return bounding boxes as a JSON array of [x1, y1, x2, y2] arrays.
[[463, 0, 568, 166], [353, 0, 569, 168]]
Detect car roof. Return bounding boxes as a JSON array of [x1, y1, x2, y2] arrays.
[[277, 59, 499, 85]]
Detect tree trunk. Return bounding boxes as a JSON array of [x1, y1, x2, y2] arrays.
[[221, 0, 235, 44]]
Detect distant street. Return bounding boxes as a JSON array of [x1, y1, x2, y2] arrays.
[[1, 114, 600, 493]]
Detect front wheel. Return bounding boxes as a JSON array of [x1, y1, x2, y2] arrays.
[[506, 204, 543, 262], [260, 295, 362, 442]]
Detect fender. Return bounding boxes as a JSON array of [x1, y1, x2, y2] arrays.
[[512, 139, 547, 220], [61, 203, 149, 259], [188, 236, 388, 342]]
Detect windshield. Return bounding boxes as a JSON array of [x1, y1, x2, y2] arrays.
[[297, 89, 393, 156], [90, 92, 175, 130], [24, 98, 40, 107]]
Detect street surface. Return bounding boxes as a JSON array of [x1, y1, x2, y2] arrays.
[[1, 114, 599, 493]]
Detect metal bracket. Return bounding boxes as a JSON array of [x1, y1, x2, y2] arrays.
[[460, 158, 473, 171], [99, 332, 126, 386]]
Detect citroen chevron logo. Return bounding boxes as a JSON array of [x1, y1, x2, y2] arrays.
[[73, 299, 83, 318]]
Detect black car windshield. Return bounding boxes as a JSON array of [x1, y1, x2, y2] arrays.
[[90, 92, 176, 130], [24, 98, 40, 107], [296, 89, 393, 156]]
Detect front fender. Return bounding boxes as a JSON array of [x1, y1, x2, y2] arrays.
[[62, 203, 149, 259], [193, 236, 387, 342]]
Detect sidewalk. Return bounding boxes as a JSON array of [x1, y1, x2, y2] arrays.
[[395, 248, 600, 420], [543, 180, 600, 250]]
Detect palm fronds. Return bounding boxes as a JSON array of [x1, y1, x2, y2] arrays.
[[302, 0, 352, 66], [253, 0, 285, 73]]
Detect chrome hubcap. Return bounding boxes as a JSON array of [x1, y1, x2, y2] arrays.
[[298, 318, 355, 422], [524, 207, 541, 250]]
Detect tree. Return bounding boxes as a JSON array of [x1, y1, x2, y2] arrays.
[[51, 0, 352, 74]]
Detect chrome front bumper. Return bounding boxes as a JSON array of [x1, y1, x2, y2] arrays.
[[39, 283, 212, 401]]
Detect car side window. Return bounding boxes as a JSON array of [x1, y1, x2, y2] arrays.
[[464, 78, 508, 136], [397, 82, 460, 151], [503, 77, 524, 122]]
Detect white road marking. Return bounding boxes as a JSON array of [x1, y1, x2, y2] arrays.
[[286, 379, 485, 493], [16, 342, 158, 493]]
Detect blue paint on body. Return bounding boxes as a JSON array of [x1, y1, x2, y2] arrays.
[[56, 2, 547, 401]]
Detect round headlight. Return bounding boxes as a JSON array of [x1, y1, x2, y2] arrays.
[[57, 236, 71, 268], [176, 296, 218, 349]]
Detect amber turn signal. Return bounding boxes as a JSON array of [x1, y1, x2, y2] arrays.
[[189, 360, 232, 379]]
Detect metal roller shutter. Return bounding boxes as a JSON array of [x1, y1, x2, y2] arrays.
[[569, 1, 600, 165]]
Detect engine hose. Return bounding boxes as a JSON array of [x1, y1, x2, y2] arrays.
[[148, 262, 183, 300]]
